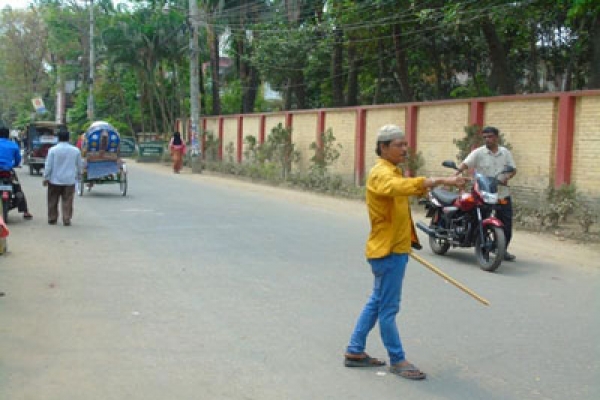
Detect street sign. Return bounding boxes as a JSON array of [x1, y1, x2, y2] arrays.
[[120, 137, 136, 157], [138, 141, 165, 160], [31, 97, 46, 114]]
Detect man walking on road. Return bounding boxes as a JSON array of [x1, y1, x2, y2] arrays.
[[43, 131, 82, 226], [344, 125, 468, 380]]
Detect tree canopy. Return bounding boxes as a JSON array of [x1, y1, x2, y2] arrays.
[[0, 0, 598, 133]]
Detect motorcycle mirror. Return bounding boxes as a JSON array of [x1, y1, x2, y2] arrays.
[[442, 160, 458, 170]]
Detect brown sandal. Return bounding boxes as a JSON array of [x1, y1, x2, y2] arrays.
[[389, 362, 426, 380], [344, 353, 386, 368]]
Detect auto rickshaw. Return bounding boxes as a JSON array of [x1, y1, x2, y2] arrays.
[[23, 121, 68, 175]]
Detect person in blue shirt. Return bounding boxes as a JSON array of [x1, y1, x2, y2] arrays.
[[0, 127, 33, 219]]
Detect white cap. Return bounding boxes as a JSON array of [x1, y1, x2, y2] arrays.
[[377, 124, 405, 142]]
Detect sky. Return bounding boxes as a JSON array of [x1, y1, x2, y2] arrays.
[[0, 0, 36, 10], [0, 1, 129, 11]]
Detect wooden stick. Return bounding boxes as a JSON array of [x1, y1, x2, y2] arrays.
[[410, 252, 490, 306]]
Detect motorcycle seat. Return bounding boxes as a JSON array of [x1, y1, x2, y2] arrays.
[[431, 188, 459, 205]]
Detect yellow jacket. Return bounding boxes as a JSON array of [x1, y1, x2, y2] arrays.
[[365, 158, 427, 259]]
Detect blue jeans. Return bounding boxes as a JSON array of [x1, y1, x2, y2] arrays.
[[347, 253, 408, 365]]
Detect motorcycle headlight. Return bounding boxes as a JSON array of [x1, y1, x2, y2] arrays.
[[481, 191, 498, 204]]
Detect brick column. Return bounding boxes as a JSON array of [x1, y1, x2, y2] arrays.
[[259, 115, 266, 144], [555, 94, 576, 187], [405, 105, 418, 149], [470, 100, 485, 128], [237, 115, 243, 163], [218, 117, 224, 160], [405, 105, 418, 177], [316, 110, 326, 148], [355, 108, 367, 185]]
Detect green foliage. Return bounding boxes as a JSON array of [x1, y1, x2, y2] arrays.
[[454, 125, 482, 163], [578, 206, 597, 233], [66, 89, 91, 134], [243, 135, 269, 166], [264, 123, 299, 181], [224, 141, 235, 164], [449, 75, 493, 99], [544, 184, 578, 224], [309, 129, 342, 171], [517, 183, 598, 236], [202, 130, 220, 162], [202, 122, 361, 198], [403, 148, 425, 177], [2, 0, 600, 132], [219, 80, 243, 115]]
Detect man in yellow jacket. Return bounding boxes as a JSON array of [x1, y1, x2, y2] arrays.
[[344, 125, 468, 380]]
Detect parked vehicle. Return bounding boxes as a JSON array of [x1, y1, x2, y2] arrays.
[[416, 160, 516, 272], [0, 170, 18, 222], [24, 121, 68, 175]]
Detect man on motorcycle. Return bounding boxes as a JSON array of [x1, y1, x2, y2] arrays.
[[0, 127, 33, 220], [455, 126, 516, 261]]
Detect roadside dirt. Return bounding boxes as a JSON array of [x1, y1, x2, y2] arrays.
[[141, 161, 600, 270]]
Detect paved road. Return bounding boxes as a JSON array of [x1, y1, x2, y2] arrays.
[[1, 163, 598, 400]]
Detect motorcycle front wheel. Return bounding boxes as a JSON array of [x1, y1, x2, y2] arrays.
[[475, 225, 506, 272], [428, 223, 450, 255]]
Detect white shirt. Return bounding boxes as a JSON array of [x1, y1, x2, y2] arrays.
[[44, 142, 82, 185], [462, 145, 516, 199]]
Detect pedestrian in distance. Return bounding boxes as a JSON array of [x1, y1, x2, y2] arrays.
[[75, 131, 85, 150], [344, 124, 469, 380], [454, 126, 517, 261], [0, 127, 33, 220], [169, 132, 186, 174], [43, 131, 82, 226]]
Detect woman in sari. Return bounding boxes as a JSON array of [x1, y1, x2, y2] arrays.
[[169, 132, 186, 173]]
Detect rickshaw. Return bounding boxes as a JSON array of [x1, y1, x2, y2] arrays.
[[78, 121, 128, 196], [24, 121, 68, 175]]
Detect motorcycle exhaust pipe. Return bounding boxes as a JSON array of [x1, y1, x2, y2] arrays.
[[416, 221, 438, 238]]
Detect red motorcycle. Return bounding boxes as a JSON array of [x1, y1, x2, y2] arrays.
[[416, 160, 515, 272]]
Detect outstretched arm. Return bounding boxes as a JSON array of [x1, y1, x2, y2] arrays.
[[423, 175, 469, 189]]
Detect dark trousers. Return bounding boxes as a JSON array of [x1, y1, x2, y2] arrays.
[[5, 170, 29, 213], [47, 184, 75, 223], [496, 197, 513, 249], [13, 182, 29, 212]]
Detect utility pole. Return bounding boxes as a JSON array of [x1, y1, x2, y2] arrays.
[[87, 0, 95, 121], [189, 0, 201, 156]]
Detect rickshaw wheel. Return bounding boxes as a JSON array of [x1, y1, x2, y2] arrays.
[[120, 173, 127, 196]]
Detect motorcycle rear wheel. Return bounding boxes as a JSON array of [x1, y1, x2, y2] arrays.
[[2, 199, 8, 223], [475, 225, 506, 272], [428, 224, 450, 255]]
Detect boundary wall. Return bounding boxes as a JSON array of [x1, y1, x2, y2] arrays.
[[192, 90, 600, 203]]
